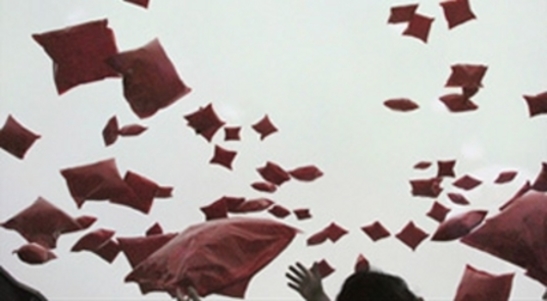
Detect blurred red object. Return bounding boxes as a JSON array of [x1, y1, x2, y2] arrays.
[[125, 217, 298, 298], [461, 191, 547, 285], [453, 265, 513, 301]]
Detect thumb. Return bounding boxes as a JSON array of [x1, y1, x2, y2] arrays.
[[311, 262, 321, 278], [187, 286, 201, 301]]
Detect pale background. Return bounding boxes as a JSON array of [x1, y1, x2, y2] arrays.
[[1, 1, 546, 300]]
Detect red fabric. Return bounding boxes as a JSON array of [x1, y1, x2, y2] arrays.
[[453, 174, 482, 190], [314, 259, 335, 278], [439, 93, 478, 112], [72, 229, 120, 263], [106, 39, 191, 118], [293, 208, 312, 220], [431, 210, 487, 241], [447, 192, 471, 205], [60, 158, 132, 208], [252, 115, 278, 140], [124, 0, 149, 9], [307, 222, 348, 245], [146, 223, 163, 236], [354, 254, 370, 272], [268, 205, 291, 218], [361, 221, 391, 241], [395, 221, 429, 250], [324, 223, 349, 242], [463, 86, 480, 98], [454, 265, 513, 301], [426, 201, 451, 222], [71, 229, 115, 252], [251, 181, 277, 193], [32, 19, 119, 94], [110, 171, 160, 214], [387, 4, 419, 24], [224, 127, 241, 141], [402, 14, 434, 43], [461, 191, 547, 285], [0, 115, 40, 159], [440, 0, 476, 29], [75, 216, 97, 229], [155, 186, 173, 198], [498, 181, 531, 211], [523, 91, 547, 117], [413, 161, 432, 170], [494, 171, 517, 184], [230, 198, 274, 213], [531, 162, 547, 191], [410, 177, 443, 198], [93, 239, 120, 263], [257, 162, 291, 186], [102, 116, 119, 146], [210, 145, 237, 170], [1, 197, 93, 248], [289, 165, 324, 181], [445, 64, 487, 88], [200, 196, 246, 219], [383, 98, 419, 112], [184, 103, 225, 142], [124, 217, 298, 298], [437, 160, 456, 177], [221, 196, 246, 212], [13, 243, 56, 265], [200, 198, 229, 220], [119, 124, 147, 136], [100, 116, 149, 146], [118, 233, 177, 268]]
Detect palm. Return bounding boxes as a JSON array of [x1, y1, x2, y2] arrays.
[[286, 262, 329, 301]]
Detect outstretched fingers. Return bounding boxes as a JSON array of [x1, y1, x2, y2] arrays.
[[285, 261, 329, 301]]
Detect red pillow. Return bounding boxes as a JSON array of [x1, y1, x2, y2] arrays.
[[106, 39, 191, 118], [1, 197, 94, 248], [0, 115, 40, 159], [461, 191, 547, 285], [454, 265, 513, 301], [32, 19, 119, 94], [60, 158, 133, 208]]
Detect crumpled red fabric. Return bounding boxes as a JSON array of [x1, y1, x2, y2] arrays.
[[13, 243, 57, 265], [461, 191, 547, 285], [125, 217, 298, 298], [1, 197, 95, 248], [453, 265, 514, 301]]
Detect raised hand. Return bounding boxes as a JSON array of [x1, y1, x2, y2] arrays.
[[176, 286, 201, 301], [286, 262, 330, 301]]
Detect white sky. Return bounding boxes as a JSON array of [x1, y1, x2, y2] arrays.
[[1, 1, 546, 300]]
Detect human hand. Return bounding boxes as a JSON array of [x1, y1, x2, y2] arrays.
[[175, 286, 201, 301], [286, 262, 330, 301]]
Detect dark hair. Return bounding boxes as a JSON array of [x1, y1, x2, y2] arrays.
[[335, 270, 420, 301]]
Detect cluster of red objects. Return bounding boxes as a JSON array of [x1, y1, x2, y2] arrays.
[[102, 116, 148, 147], [1, 1, 547, 300], [384, 63, 488, 113], [387, 0, 476, 43], [300, 157, 547, 299], [300, 159, 522, 250], [381, 8, 546, 298], [0, 3, 323, 298], [383, 1, 547, 117]]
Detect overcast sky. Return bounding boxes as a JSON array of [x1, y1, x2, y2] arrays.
[[1, 1, 546, 300]]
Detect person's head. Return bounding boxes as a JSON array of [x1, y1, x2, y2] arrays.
[[336, 270, 421, 301]]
